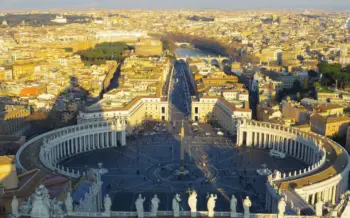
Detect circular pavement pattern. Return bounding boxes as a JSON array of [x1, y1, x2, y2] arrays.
[[60, 133, 307, 213]]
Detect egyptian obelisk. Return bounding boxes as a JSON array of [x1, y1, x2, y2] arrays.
[[180, 120, 185, 172]]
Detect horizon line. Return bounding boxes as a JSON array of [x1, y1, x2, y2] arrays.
[[1, 8, 350, 12]]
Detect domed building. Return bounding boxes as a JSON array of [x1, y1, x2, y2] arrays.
[[1, 20, 8, 26]]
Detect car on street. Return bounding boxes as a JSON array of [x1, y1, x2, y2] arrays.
[[269, 150, 286, 159]]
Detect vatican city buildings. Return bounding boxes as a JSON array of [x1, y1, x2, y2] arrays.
[[0, 5, 349, 218]]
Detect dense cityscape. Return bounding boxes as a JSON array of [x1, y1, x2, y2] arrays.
[[0, 3, 350, 218]]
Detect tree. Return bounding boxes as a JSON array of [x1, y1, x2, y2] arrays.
[[308, 70, 318, 78], [317, 63, 342, 88], [292, 80, 303, 93], [345, 64, 350, 73]]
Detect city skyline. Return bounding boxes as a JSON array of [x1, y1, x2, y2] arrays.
[[0, 0, 350, 10]]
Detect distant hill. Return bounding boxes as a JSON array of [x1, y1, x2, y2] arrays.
[[0, 13, 90, 27]]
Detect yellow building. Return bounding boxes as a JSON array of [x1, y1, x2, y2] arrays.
[[310, 113, 350, 137], [77, 96, 169, 133], [0, 155, 18, 189], [313, 104, 344, 117], [0, 67, 13, 81], [134, 38, 163, 57], [0, 104, 31, 135], [317, 92, 340, 103], [13, 63, 35, 80], [282, 99, 308, 124], [12, 62, 35, 80], [191, 96, 251, 135], [78, 56, 171, 133]]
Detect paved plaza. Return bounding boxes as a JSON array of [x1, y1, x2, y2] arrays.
[[60, 132, 307, 213]]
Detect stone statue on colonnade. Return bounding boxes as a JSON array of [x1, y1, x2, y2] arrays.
[[135, 194, 146, 218], [151, 194, 160, 217], [207, 193, 217, 217], [230, 194, 237, 217], [172, 194, 181, 217], [104, 194, 112, 214], [277, 197, 286, 217], [243, 196, 252, 218], [188, 190, 197, 217]]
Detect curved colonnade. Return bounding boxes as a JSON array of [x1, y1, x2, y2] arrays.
[[16, 119, 127, 178], [237, 120, 350, 211]]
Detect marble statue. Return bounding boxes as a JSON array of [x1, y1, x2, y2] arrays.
[[188, 190, 197, 217], [207, 194, 217, 217], [278, 197, 286, 217], [151, 194, 160, 217], [135, 194, 146, 218], [50, 198, 63, 216], [230, 195, 237, 217], [30, 188, 50, 218], [104, 194, 112, 213], [243, 196, 252, 218], [172, 194, 181, 217], [65, 192, 73, 213], [315, 196, 324, 217], [11, 196, 19, 216]]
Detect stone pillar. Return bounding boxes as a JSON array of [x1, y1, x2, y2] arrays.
[[79, 137, 82, 152], [111, 131, 115, 146], [76, 137, 78, 153], [324, 188, 329, 203], [63, 142, 66, 157], [83, 136, 86, 151], [57, 145, 60, 160], [52, 147, 56, 162], [271, 135, 275, 149], [101, 132, 105, 147], [121, 131, 126, 146], [59, 143, 62, 159], [70, 139, 73, 155], [309, 148, 313, 164], [305, 146, 309, 163], [288, 139, 291, 155], [299, 142, 303, 159], [280, 137, 283, 152], [254, 132, 257, 147], [238, 131, 244, 146], [268, 134, 272, 148], [311, 193, 315, 205], [332, 185, 336, 205]]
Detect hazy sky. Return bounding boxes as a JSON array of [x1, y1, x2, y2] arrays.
[[0, 0, 349, 10]]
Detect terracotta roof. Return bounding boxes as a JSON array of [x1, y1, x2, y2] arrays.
[[20, 87, 39, 96]]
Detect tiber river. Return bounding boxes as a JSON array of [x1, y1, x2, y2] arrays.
[[175, 47, 217, 57]]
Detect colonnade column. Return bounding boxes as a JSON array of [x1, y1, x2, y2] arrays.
[[121, 130, 126, 146], [332, 185, 336, 205], [254, 132, 258, 147], [112, 131, 116, 146]]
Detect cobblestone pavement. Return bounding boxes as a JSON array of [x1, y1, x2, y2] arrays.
[[61, 135, 307, 213]]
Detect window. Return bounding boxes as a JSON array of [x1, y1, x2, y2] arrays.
[[195, 107, 198, 114], [162, 107, 165, 113]]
